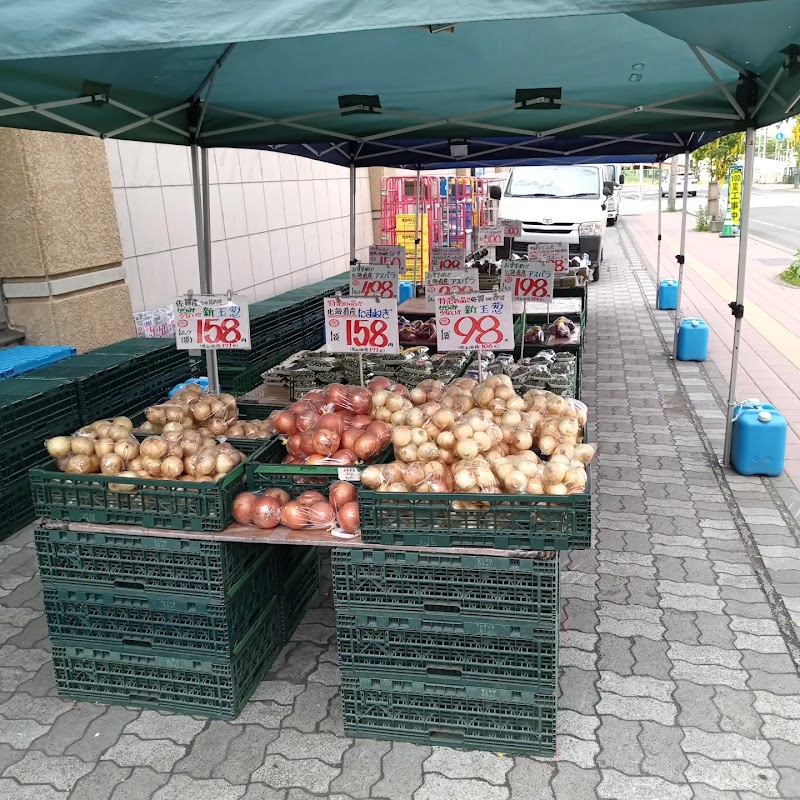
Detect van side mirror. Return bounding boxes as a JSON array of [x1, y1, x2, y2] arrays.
[[603, 181, 613, 196], [618, 173, 625, 185], [489, 185, 502, 200]]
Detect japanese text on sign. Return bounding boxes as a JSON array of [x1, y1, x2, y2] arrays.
[[502, 260, 555, 302], [435, 291, 515, 352], [528, 242, 569, 273], [426, 268, 479, 308], [324, 296, 399, 354], [350, 264, 399, 299], [477, 225, 504, 248], [431, 246, 466, 270], [368, 245, 406, 272], [174, 294, 251, 350], [135, 304, 175, 338], [728, 167, 742, 227], [500, 219, 523, 238]]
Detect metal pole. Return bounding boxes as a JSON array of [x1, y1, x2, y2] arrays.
[[413, 167, 421, 292], [656, 161, 663, 292], [190, 143, 219, 393], [519, 300, 527, 361], [671, 150, 690, 359], [348, 163, 364, 384], [723, 127, 756, 466], [638, 162, 644, 202]]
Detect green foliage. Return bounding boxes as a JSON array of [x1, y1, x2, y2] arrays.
[[790, 117, 800, 158], [694, 133, 746, 182], [779, 251, 800, 287], [695, 205, 709, 232]]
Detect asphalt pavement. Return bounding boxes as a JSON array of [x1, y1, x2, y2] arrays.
[[621, 183, 800, 253]]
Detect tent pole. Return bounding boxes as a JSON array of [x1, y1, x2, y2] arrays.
[[200, 146, 219, 393], [414, 167, 421, 292], [656, 160, 663, 290], [349, 163, 357, 264], [671, 150, 690, 359], [190, 142, 219, 393], [723, 126, 756, 466]]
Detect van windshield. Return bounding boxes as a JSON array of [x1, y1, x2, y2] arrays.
[[506, 166, 600, 199]]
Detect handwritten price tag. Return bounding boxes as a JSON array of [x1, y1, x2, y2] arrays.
[[368, 245, 406, 272], [324, 296, 399, 354], [527, 242, 570, 273], [502, 260, 554, 302], [350, 264, 399, 298], [426, 269, 479, 308], [435, 291, 514, 352], [477, 225, 504, 248], [500, 219, 523, 238], [174, 294, 251, 350], [431, 246, 466, 270]]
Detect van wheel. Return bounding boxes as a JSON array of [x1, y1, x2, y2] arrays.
[[593, 264, 600, 282], [607, 217, 617, 227]]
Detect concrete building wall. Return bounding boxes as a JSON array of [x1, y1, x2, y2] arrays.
[[107, 141, 373, 312]]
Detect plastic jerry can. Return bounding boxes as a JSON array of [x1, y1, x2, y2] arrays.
[[731, 401, 787, 477], [676, 318, 709, 361], [657, 279, 679, 310], [399, 281, 414, 305]]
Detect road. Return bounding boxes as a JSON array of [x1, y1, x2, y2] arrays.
[[621, 183, 800, 252]]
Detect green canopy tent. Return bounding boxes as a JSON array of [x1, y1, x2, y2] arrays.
[[0, 0, 797, 463]]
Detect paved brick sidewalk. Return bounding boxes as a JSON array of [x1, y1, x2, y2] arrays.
[[2, 228, 800, 799]]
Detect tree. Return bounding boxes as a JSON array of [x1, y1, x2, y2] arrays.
[[693, 132, 746, 183], [790, 117, 800, 187]]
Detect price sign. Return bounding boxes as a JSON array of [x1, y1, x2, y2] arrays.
[[436, 291, 514, 352], [174, 294, 251, 350], [500, 219, 523, 238], [502, 260, 555, 302], [426, 269, 479, 308], [368, 245, 406, 272], [477, 225, 504, 248], [350, 264, 399, 298], [431, 246, 466, 271], [324, 296, 399, 354], [528, 242, 570, 273]]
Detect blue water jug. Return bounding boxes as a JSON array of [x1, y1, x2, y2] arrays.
[[731, 401, 787, 477], [399, 280, 414, 305], [658, 280, 679, 310], [677, 318, 709, 361]]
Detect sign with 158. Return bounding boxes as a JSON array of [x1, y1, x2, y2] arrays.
[[368, 244, 406, 272], [324, 296, 399, 354], [174, 294, 251, 350], [502, 260, 554, 302], [527, 242, 570, 273], [435, 291, 515, 352], [477, 225, 504, 248], [426, 268, 479, 307], [431, 246, 466, 270], [350, 264, 399, 298]]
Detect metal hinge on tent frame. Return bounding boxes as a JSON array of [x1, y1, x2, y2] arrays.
[[728, 301, 744, 319]]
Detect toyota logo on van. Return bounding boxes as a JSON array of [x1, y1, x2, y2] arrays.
[[543, 217, 552, 224]]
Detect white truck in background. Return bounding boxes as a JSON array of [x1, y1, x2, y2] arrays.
[[598, 164, 624, 226]]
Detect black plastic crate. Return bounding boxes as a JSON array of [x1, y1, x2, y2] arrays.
[[34, 527, 262, 598], [30, 462, 246, 532], [279, 547, 320, 641], [332, 549, 559, 625], [42, 547, 280, 656], [0, 474, 37, 542], [51, 595, 282, 719], [337, 609, 557, 689], [341, 674, 556, 756], [0, 377, 81, 447], [358, 484, 591, 550]]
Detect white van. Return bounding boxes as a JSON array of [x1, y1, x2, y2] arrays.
[[490, 165, 612, 281]]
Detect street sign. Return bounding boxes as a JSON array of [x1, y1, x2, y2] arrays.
[[431, 246, 466, 270], [435, 291, 515, 352], [368, 244, 406, 272], [527, 242, 570, 273], [728, 166, 743, 227], [426, 268, 479, 307], [776, 132, 786, 142], [350, 264, 399, 298], [324, 296, 399, 354], [501, 260, 555, 302], [175, 294, 251, 350]]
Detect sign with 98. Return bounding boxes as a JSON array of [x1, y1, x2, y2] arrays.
[[174, 294, 251, 350], [527, 242, 570, 273], [324, 296, 399, 354], [501, 260, 555, 302], [435, 291, 514, 352]]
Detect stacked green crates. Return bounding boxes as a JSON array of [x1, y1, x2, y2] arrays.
[[216, 273, 349, 395], [0, 376, 81, 541], [35, 526, 286, 719], [333, 548, 560, 756]]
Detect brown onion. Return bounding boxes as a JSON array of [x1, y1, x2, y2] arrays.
[[341, 427, 362, 451], [329, 449, 357, 465], [307, 501, 335, 529], [368, 376, 392, 392], [312, 429, 340, 456], [304, 454, 328, 465], [337, 501, 360, 534], [354, 433, 381, 462], [297, 490, 326, 507], [263, 487, 290, 505], [283, 454, 304, 465], [252, 496, 282, 529], [299, 432, 317, 456], [281, 501, 308, 530], [330, 481, 357, 511], [303, 389, 327, 407], [367, 421, 391, 447], [318, 412, 345, 435], [348, 388, 373, 415], [295, 408, 320, 432], [286, 433, 303, 454], [350, 415, 373, 430], [325, 384, 349, 408]]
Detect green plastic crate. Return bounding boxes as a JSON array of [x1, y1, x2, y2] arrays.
[[51, 594, 282, 719], [1, 474, 37, 542], [332, 549, 559, 625], [358, 482, 591, 550], [279, 547, 320, 641], [337, 610, 557, 689], [30, 461, 246, 532], [41, 547, 279, 656], [0, 437, 51, 485], [0, 376, 81, 447], [341, 674, 556, 756], [90, 337, 181, 355], [34, 527, 263, 598]]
